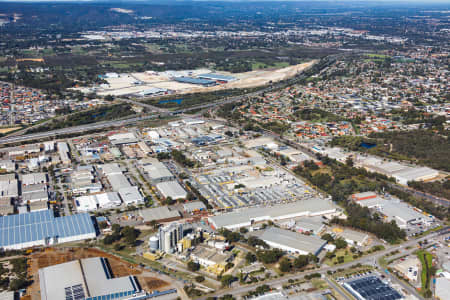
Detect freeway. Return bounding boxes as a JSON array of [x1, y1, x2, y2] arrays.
[[198, 232, 443, 300], [0, 56, 331, 145], [0, 114, 161, 145]]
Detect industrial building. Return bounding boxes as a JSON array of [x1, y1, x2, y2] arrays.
[[156, 181, 187, 200], [335, 229, 369, 247], [190, 245, 233, 274], [0, 210, 96, 250], [118, 187, 144, 205], [57, 142, 71, 165], [158, 222, 183, 253], [75, 192, 122, 211], [183, 201, 206, 213], [139, 206, 181, 224], [0, 174, 18, 199], [208, 198, 338, 230], [39, 257, 142, 300], [343, 276, 402, 300], [250, 227, 327, 256], [197, 73, 235, 82], [173, 77, 216, 86], [138, 158, 175, 183], [21, 172, 47, 186]]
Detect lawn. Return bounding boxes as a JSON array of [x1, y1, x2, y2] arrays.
[[324, 249, 355, 266]]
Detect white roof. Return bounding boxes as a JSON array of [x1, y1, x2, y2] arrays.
[[118, 186, 144, 204], [156, 181, 187, 200], [39, 257, 139, 300], [107, 173, 131, 191], [21, 172, 47, 185], [436, 278, 450, 300], [98, 163, 122, 175], [209, 198, 337, 228]]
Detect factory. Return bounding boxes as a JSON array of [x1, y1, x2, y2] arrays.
[[197, 73, 236, 83], [39, 257, 143, 300], [208, 198, 338, 230], [173, 77, 216, 86], [250, 227, 327, 256], [0, 210, 96, 250]]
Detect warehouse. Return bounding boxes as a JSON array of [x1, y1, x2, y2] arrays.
[[140, 206, 181, 223], [39, 257, 142, 300], [22, 190, 48, 203], [21, 172, 47, 186], [173, 77, 216, 86], [138, 158, 175, 183], [118, 186, 144, 205], [57, 142, 71, 165], [97, 163, 123, 176], [0, 210, 96, 250], [0, 174, 18, 199], [183, 201, 206, 213], [250, 227, 327, 256], [108, 132, 138, 145], [392, 167, 439, 185], [156, 181, 187, 200], [75, 192, 122, 212], [198, 73, 236, 82], [208, 198, 338, 230], [336, 229, 369, 247], [380, 201, 431, 229]]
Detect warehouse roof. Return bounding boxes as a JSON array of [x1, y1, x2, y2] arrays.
[[97, 163, 123, 175], [0, 210, 96, 248], [156, 181, 187, 200], [381, 201, 425, 223], [392, 166, 439, 182], [21, 172, 47, 185], [209, 198, 337, 229], [139, 206, 181, 223], [39, 257, 139, 300], [118, 186, 143, 204], [174, 77, 216, 85], [183, 201, 206, 212], [107, 173, 132, 190], [198, 73, 235, 81], [254, 227, 326, 255]]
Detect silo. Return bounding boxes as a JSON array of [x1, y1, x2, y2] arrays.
[[149, 235, 159, 251]]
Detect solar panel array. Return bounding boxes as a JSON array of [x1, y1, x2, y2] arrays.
[[85, 290, 135, 300], [0, 210, 96, 248], [346, 276, 402, 300], [65, 284, 86, 300]]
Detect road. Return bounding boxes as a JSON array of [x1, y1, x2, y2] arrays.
[[0, 55, 337, 146], [198, 232, 442, 300]]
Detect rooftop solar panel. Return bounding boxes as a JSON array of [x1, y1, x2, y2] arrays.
[[344, 276, 402, 300], [0, 210, 96, 248]]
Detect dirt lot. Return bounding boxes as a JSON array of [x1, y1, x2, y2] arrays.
[[26, 247, 170, 300]]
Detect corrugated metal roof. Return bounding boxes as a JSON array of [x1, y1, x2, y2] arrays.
[[0, 210, 96, 247]]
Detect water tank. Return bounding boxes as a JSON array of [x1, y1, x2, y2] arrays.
[[149, 236, 159, 251]]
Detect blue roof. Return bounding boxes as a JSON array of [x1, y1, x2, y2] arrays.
[[174, 77, 216, 85], [198, 73, 235, 81], [0, 210, 96, 248]]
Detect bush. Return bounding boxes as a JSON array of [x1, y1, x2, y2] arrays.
[[195, 275, 205, 283]]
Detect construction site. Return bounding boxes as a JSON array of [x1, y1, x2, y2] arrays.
[[74, 61, 315, 97]]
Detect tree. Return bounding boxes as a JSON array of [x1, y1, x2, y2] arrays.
[[334, 238, 348, 249], [187, 261, 200, 272], [195, 275, 205, 283], [121, 226, 139, 245], [279, 258, 292, 273], [321, 233, 334, 242], [220, 275, 236, 287], [293, 255, 309, 269], [245, 252, 257, 264], [239, 227, 248, 234], [9, 278, 29, 290]]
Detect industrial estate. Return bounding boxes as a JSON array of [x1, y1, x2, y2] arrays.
[[0, 1, 448, 300]]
